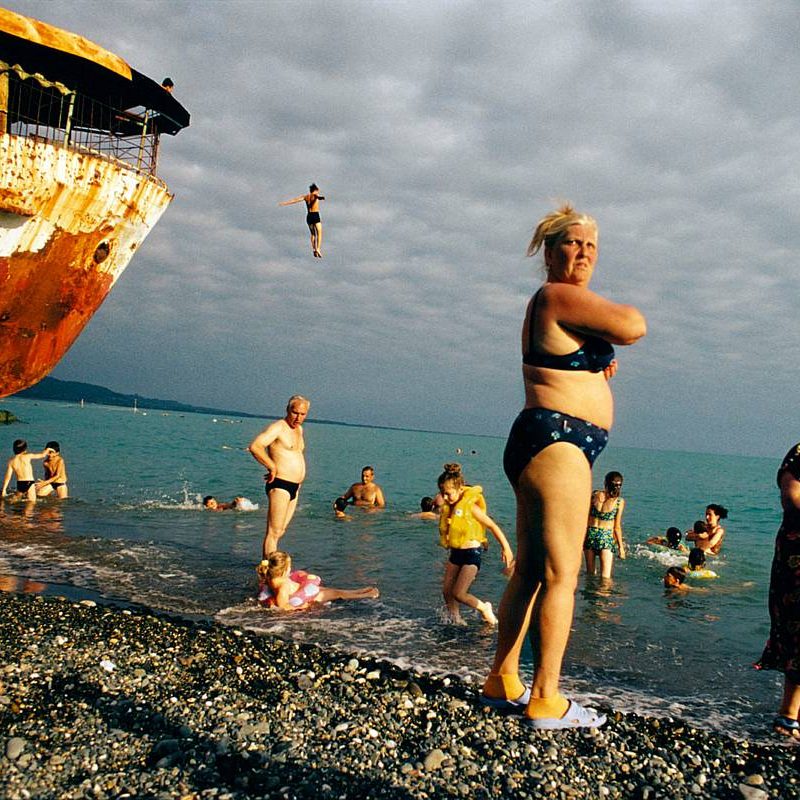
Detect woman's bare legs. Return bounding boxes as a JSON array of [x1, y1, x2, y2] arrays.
[[584, 549, 596, 574], [484, 443, 592, 712], [599, 549, 615, 579]]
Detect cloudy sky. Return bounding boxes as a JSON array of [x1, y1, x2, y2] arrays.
[[10, 0, 799, 457]]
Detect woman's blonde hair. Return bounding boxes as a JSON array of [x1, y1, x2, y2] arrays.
[[257, 551, 291, 583], [526, 203, 597, 262], [438, 462, 464, 491]]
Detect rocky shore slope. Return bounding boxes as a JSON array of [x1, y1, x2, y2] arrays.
[[0, 592, 797, 799]]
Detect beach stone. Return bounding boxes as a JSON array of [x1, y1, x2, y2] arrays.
[[423, 748, 447, 771], [743, 774, 765, 786], [407, 682, 423, 697], [738, 786, 768, 800], [150, 738, 181, 761], [6, 737, 26, 760], [297, 673, 313, 690]]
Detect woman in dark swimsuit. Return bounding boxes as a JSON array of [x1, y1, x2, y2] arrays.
[[480, 203, 646, 729], [279, 183, 325, 257]]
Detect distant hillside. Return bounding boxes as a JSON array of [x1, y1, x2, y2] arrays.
[[11, 378, 479, 437], [13, 377, 265, 419]]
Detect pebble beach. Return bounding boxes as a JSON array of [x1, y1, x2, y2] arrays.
[[0, 592, 798, 800]]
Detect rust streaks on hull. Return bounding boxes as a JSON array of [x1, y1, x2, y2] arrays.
[[0, 133, 174, 397]]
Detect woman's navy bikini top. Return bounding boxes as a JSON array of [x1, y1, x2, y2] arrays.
[[522, 289, 615, 373]]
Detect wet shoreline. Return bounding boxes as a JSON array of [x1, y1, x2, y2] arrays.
[[0, 591, 797, 799]]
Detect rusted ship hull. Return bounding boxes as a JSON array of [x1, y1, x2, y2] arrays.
[[0, 7, 189, 398], [0, 133, 173, 396]]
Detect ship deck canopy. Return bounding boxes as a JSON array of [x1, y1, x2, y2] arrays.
[[0, 8, 189, 135]]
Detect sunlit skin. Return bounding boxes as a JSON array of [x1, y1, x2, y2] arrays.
[[688, 507, 726, 553], [485, 209, 646, 723], [286, 402, 309, 430], [584, 474, 626, 579], [341, 467, 386, 508], [279, 187, 325, 257], [249, 398, 309, 557], [545, 224, 598, 286], [439, 480, 514, 626]]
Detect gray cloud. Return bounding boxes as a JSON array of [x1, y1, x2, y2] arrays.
[[11, 0, 799, 455]]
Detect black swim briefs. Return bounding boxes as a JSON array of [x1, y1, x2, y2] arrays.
[[266, 477, 301, 501]]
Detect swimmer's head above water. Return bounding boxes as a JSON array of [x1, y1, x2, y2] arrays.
[[693, 519, 708, 534], [666, 527, 682, 548], [664, 567, 687, 588], [688, 547, 706, 571]]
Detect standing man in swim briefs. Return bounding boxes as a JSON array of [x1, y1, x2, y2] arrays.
[[279, 183, 325, 258], [249, 396, 310, 557], [339, 466, 386, 508]]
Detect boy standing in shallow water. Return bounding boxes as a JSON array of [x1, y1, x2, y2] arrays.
[[36, 441, 68, 499], [1, 439, 47, 502]]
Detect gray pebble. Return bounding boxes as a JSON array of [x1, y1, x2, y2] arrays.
[[6, 737, 26, 760], [738, 786, 769, 800]]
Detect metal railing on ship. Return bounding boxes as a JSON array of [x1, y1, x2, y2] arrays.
[[0, 61, 165, 184]]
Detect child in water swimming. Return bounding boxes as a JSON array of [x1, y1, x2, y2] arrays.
[[646, 527, 689, 554], [663, 548, 717, 589], [256, 551, 379, 610], [437, 463, 514, 626], [685, 547, 718, 578]]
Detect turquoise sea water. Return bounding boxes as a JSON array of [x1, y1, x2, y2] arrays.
[[0, 397, 786, 739]]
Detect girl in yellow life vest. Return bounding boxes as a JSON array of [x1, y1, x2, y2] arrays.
[[438, 463, 514, 626]]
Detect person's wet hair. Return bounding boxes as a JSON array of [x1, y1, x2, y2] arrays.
[[333, 497, 348, 512], [666, 527, 682, 548], [693, 519, 707, 534], [420, 496, 435, 512], [664, 567, 686, 587], [12, 439, 26, 454], [202, 496, 215, 507], [688, 547, 706, 570], [45, 441, 60, 452], [438, 462, 464, 491], [309, 183, 319, 192], [706, 503, 728, 520]]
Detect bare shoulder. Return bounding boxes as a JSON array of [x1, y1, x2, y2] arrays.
[[252, 418, 287, 443]]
